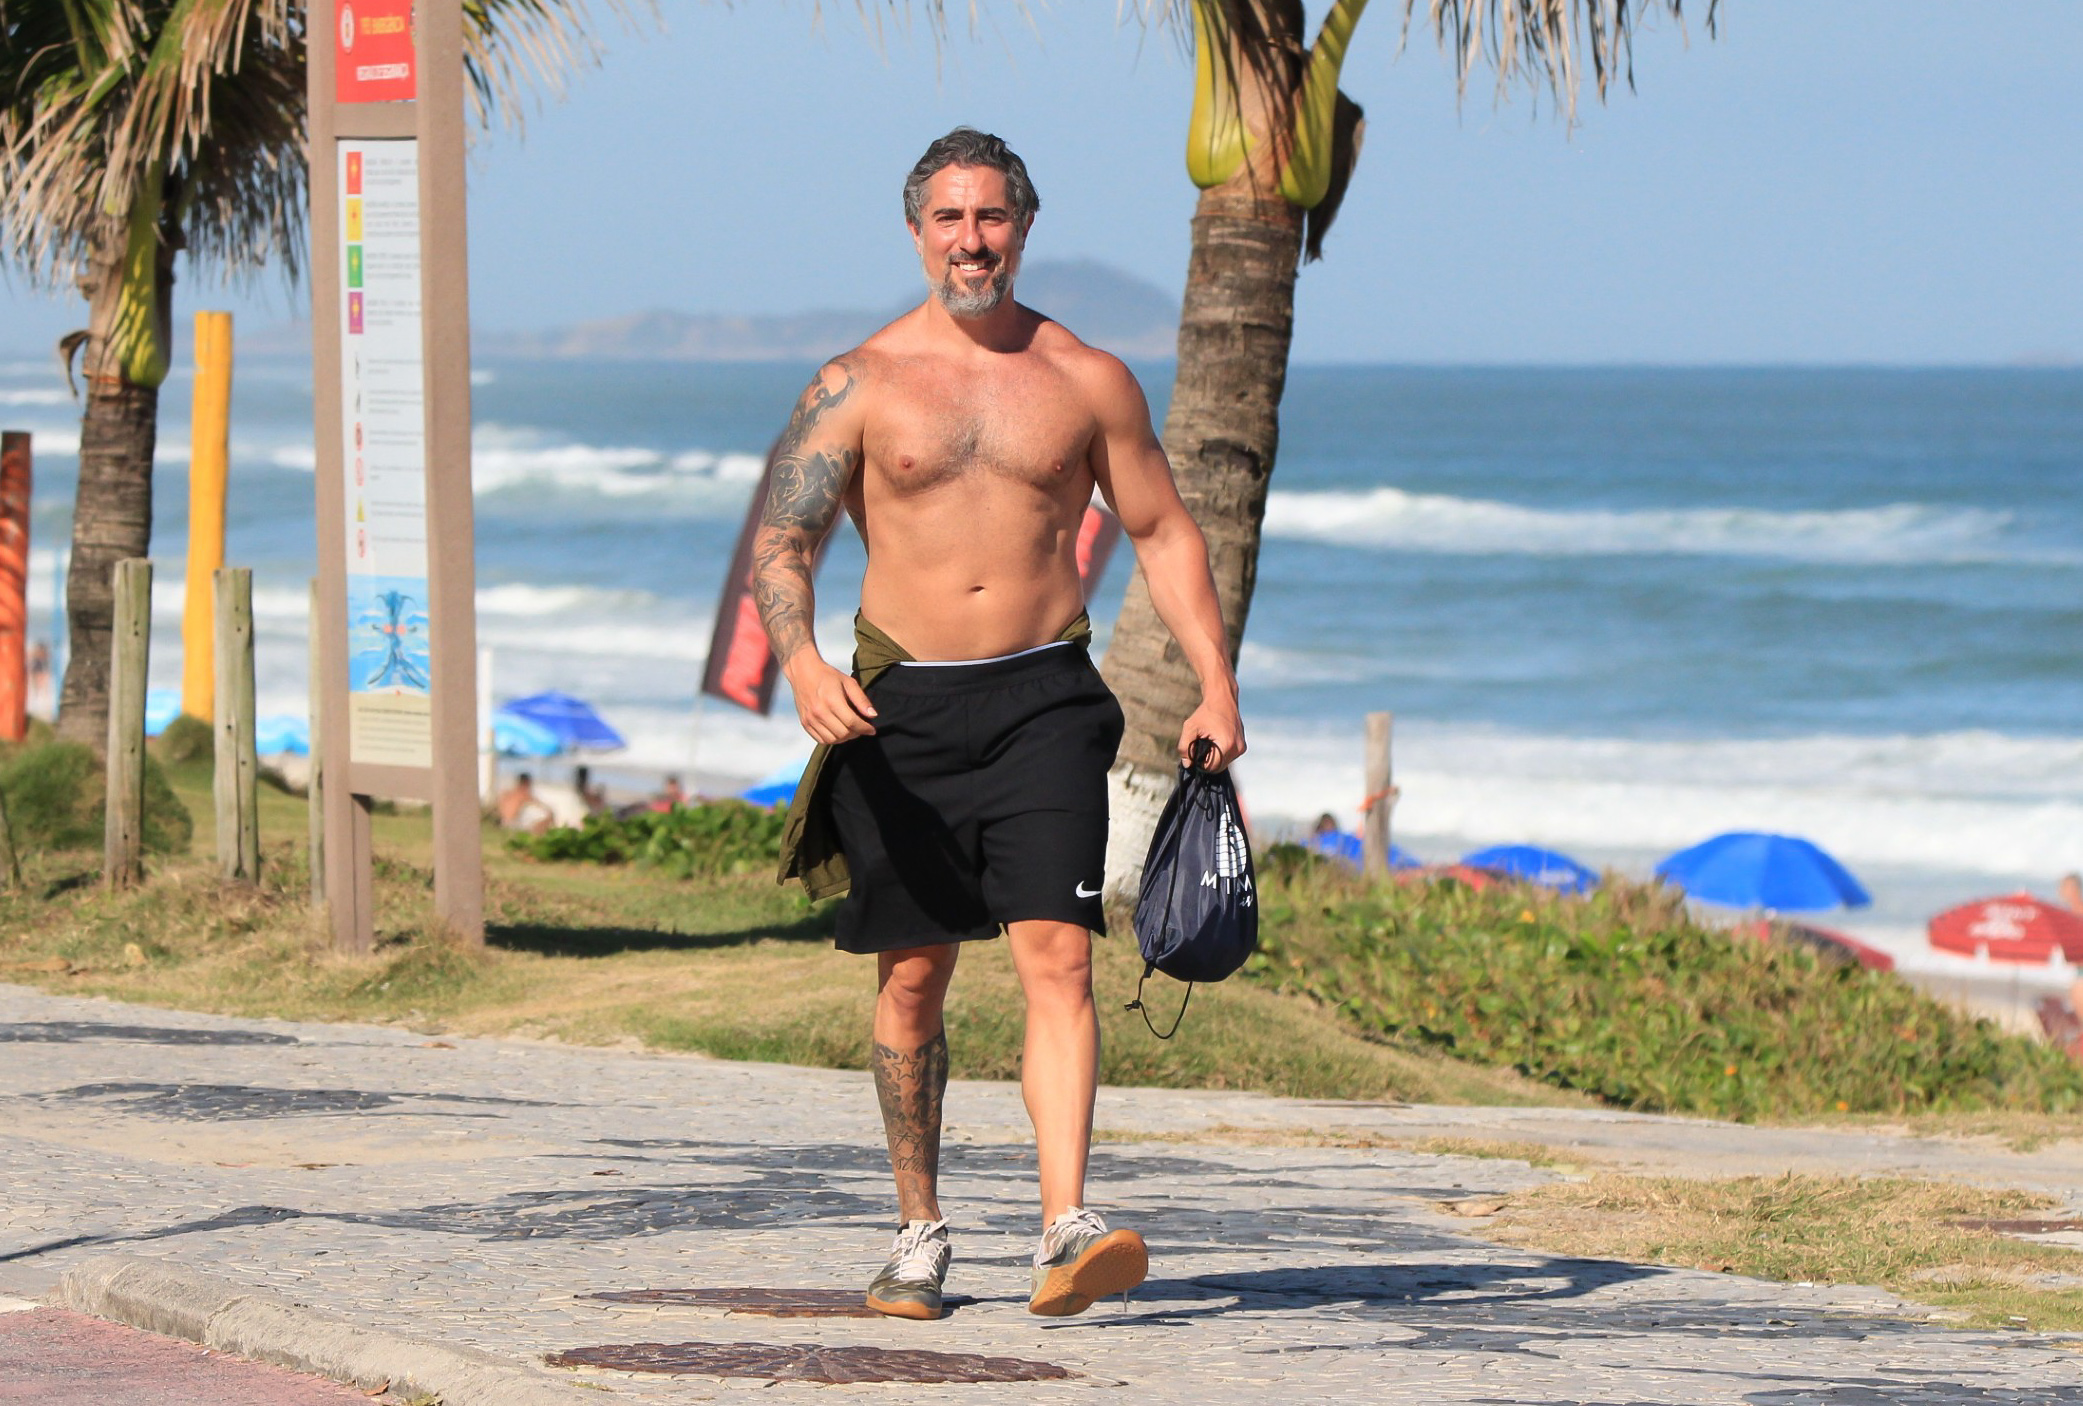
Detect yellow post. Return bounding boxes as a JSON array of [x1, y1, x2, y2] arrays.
[[182, 311, 233, 721]]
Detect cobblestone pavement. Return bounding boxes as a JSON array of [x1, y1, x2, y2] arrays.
[[2, 984, 2080, 1405]]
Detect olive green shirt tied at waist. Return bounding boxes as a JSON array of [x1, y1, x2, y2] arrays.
[[777, 610, 1096, 900]]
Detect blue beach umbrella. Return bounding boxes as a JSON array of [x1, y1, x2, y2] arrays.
[[1305, 831, 1422, 870], [1654, 831, 1870, 913], [491, 709, 564, 758], [498, 691, 627, 752], [254, 715, 310, 756], [741, 757, 808, 809], [144, 689, 182, 737], [1460, 844, 1599, 894]]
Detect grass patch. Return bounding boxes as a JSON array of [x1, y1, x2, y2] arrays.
[[1253, 851, 2083, 1120], [1482, 1172, 2083, 1331], [0, 773, 1565, 1107]]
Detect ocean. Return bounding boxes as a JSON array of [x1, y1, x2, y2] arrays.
[[5, 357, 2080, 973]]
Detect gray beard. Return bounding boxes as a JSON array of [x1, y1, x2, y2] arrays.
[[932, 261, 1013, 318]]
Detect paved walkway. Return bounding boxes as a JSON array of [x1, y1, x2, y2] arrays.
[[2, 984, 2079, 1405]]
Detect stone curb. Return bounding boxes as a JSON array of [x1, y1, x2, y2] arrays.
[[55, 1254, 592, 1406]]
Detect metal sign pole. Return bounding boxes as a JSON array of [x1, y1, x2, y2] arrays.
[[308, 0, 482, 950]]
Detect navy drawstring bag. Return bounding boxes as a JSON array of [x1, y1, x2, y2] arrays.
[[1125, 740, 1258, 1038]]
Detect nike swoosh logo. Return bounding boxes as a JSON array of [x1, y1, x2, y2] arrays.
[[1075, 881, 1102, 898]]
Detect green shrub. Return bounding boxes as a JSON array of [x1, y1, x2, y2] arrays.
[[1251, 864, 2083, 1121], [152, 713, 214, 765], [0, 741, 193, 856], [508, 800, 785, 880]]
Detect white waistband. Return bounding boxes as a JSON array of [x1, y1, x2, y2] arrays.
[[894, 640, 1076, 668]]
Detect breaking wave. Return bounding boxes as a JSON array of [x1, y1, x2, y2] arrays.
[[1261, 487, 2057, 565]]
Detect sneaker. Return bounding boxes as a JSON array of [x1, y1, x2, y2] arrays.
[[1028, 1207, 1147, 1316], [865, 1218, 951, 1320]]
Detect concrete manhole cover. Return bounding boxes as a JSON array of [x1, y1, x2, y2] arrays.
[[546, 1341, 1072, 1383], [585, 1288, 883, 1317]]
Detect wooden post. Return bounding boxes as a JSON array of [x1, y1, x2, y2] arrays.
[[1361, 711, 1395, 878], [183, 313, 232, 723], [0, 431, 29, 743], [103, 558, 151, 888], [0, 786, 21, 891], [213, 567, 259, 880], [308, 578, 325, 906]]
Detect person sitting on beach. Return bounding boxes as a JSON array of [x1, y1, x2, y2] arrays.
[[497, 773, 553, 834], [26, 641, 50, 720], [573, 765, 609, 816], [1305, 811, 1362, 866], [649, 774, 687, 812], [2060, 872, 2083, 917]]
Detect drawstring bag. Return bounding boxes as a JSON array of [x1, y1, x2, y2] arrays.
[[1125, 739, 1258, 1038]]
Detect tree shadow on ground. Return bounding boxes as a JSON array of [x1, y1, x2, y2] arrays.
[[489, 907, 837, 958]]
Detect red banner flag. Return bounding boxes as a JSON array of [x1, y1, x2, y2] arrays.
[[1076, 503, 1122, 601], [701, 450, 838, 715]]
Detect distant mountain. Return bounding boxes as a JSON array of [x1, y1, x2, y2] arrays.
[[480, 259, 1179, 362]]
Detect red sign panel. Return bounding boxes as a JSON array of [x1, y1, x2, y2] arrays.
[[335, 0, 416, 104]]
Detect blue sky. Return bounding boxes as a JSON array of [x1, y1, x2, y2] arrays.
[[3, 0, 2078, 364]]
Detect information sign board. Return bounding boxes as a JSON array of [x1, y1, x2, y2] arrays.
[[338, 139, 432, 767]]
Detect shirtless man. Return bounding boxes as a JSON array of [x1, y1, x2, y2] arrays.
[[752, 128, 1244, 1320]]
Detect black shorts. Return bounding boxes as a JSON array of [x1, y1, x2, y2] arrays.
[[826, 641, 1124, 955]]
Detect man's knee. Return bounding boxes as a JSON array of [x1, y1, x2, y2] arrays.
[[878, 947, 959, 1021], [1010, 922, 1094, 1005]]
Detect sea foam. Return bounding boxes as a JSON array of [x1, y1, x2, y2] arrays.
[[1262, 487, 2051, 565]]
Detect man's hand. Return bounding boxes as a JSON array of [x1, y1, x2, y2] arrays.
[[788, 654, 878, 746], [1177, 690, 1245, 771]]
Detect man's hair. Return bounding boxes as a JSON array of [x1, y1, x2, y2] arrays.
[[903, 127, 1040, 229]]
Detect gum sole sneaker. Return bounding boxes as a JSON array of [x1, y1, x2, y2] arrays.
[[1028, 1212, 1148, 1317], [866, 1218, 950, 1321]]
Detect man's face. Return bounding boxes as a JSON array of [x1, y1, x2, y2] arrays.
[[910, 163, 1029, 319]]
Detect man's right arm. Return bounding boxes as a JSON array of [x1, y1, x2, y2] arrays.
[[753, 359, 879, 745]]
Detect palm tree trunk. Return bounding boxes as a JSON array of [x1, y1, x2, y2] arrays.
[[1101, 183, 1302, 893], [56, 220, 167, 747]]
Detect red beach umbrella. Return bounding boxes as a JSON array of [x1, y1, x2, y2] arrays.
[[1927, 894, 2083, 964]]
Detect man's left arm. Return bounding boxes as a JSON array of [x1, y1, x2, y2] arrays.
[[1086, 356, 1245, 769]]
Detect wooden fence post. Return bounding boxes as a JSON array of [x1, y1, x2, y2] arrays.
[[307, 578, 324, 906], [213, 567, 259, 880], [0, 431, 29, 743], [1361, 711, 1396, 878], [104, 558, 151, 888], [0, 786, 20, 890]]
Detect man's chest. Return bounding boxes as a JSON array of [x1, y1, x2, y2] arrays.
[[863, 374, 1095, 497]]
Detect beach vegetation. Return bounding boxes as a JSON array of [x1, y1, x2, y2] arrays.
[[1254, 850, 2083, 1119], [507, 800, 786, 878], [0, 0, 635, 745], [2, 776, 2076, 1128], [1101, 0, 1719, 879], [0, 734, 191, 856]]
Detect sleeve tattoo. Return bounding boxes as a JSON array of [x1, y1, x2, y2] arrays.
[[752, 364, 859, 665]]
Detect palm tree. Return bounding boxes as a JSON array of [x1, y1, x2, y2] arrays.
[[1101, 0, 1716, 886], [1, 0, 618, 745]]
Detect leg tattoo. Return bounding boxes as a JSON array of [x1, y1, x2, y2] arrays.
[[872, 1031, 950, 1222]]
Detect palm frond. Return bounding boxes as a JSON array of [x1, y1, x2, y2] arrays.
[[1, 0, 640, 292], [1412, 0, 1716, 118]]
